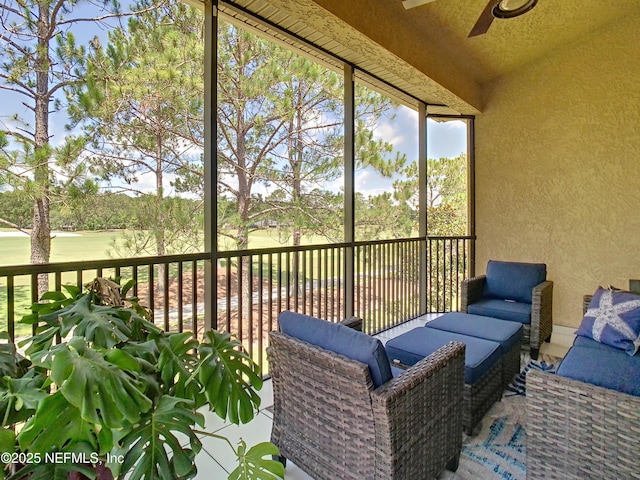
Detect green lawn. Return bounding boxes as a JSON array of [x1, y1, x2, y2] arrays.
[[1, 228, 335, 267], [0, 229, 140, 337], [0, 228, 125, 267], [0, 228, 337, 337]]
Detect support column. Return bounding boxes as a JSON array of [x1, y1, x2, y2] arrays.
[[419, 103, 428, 313], [204, 0, 218, 331], [468, 117, 476, 277], [344, 64, 355, 319]]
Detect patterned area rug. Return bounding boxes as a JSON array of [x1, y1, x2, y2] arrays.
[[439, 354, 558, 480]]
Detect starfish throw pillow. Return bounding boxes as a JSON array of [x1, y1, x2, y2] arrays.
[[576, 286, 640, 356]]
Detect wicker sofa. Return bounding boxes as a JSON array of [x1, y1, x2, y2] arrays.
[[268, 311, 465, 480], [526, 290, 640, 480]]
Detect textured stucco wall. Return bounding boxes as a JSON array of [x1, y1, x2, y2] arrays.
[[475, 15, 640, 328]]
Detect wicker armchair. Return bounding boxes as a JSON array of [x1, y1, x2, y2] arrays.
[[461, 260, 553, 359], [267, 320, 465, 480]]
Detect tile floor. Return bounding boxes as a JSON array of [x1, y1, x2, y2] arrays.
[[192, 314, 574, 479]]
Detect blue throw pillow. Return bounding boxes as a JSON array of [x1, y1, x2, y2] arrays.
[[575, 287, 640, 356], [278, 311, 392, 388]]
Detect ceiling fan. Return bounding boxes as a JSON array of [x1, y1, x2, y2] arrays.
[[402, 0, 538, 38]]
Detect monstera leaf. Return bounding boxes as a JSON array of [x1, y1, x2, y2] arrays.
[[197, 330, 262, 424], [17, 391, 99, 453], [9, 461, 97, 480], [0, 333, 29, 378], [117, 396, 203, 480], [19, 290, 77, 357], [7, 279, 284, 480], [0, 427, 15, 479], [228, 441, 285, 480], [0, 371, 48, 426], [153, 332, 202, 401], [58, 294, 132, 349], [21, 286, 81, 327], [50, 337, 151, 428]]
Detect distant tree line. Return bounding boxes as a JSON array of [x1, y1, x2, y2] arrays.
[[0, 190, 200, 233]]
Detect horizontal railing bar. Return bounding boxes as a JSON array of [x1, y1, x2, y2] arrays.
[[0, 252, 210, 277], [427, 235, 476, 240], [217, 237, 431, 258]]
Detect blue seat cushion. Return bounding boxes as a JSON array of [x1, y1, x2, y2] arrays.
[[468, 299, 532, 324], [385, 327, 501, 385], [427, 312, 523, 353], [484, 260, 546, 304], [557, 345, 640, 397], [278, 311, 392, 388]]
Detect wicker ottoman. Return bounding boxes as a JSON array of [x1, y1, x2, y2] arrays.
[[386, 327, 503, 435], [426, 312, 523, 389]]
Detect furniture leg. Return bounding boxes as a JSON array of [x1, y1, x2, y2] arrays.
[[446, 453, 460, 472]]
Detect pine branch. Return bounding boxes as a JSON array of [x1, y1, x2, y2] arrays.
[[56, 2, 168, 28], [0, 73, 36, 98], [46, 78, 83, 99], [0, 217, 31, 236], [4, 129, 35, 146], [0, 1, 26, 18], [0, 31, 32, 58], [46, 0, 68, 38]]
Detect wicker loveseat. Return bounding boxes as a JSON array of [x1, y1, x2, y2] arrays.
[[461, 260, 553, 359], [526, 289, 640, 480], [268, 311, 465, 480]]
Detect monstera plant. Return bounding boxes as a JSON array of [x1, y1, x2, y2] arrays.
[[0, 278, 284, 480]]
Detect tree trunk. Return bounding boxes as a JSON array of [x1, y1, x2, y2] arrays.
[[235, 92, 252, 322], [32, 4, 53, 298], [155, 134, 166, 297], [290, 98, 304, 301]]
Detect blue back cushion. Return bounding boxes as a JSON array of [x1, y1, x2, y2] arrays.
[[575, 287, 640, 356], [278, 311, 392, 388], [483, 260, 546, 304]]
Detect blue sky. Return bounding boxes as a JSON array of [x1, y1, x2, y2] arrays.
[[351, 104, 468, 197]]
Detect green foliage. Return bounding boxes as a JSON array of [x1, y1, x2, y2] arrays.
[[198, 330, 263, 424], [117, 396, 202, 480], [228, 441, 285, 480], [68, 0, 204, 258], [0, 192, 32, 229], [0, 279, 281, 480], [426, 154, 468, 236], [216, 21, 408, 250], [0, 0, 137, 267]]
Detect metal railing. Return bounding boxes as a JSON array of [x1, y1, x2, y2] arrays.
[[0, 236, 473, 373], [0, 253, 210, 342], [427, 236, 475, 313]]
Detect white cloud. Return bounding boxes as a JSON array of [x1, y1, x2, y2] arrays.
[[325, 175, 344, 193]]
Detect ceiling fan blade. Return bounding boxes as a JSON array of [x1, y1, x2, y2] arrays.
[[402, 0, 438, 9], [468, 0, 498, 37]]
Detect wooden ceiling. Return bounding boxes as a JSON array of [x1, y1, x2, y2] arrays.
[[218, 0, 640, 113]]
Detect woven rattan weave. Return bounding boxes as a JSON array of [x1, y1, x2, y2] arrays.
[[268, 331, 465, 480]]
